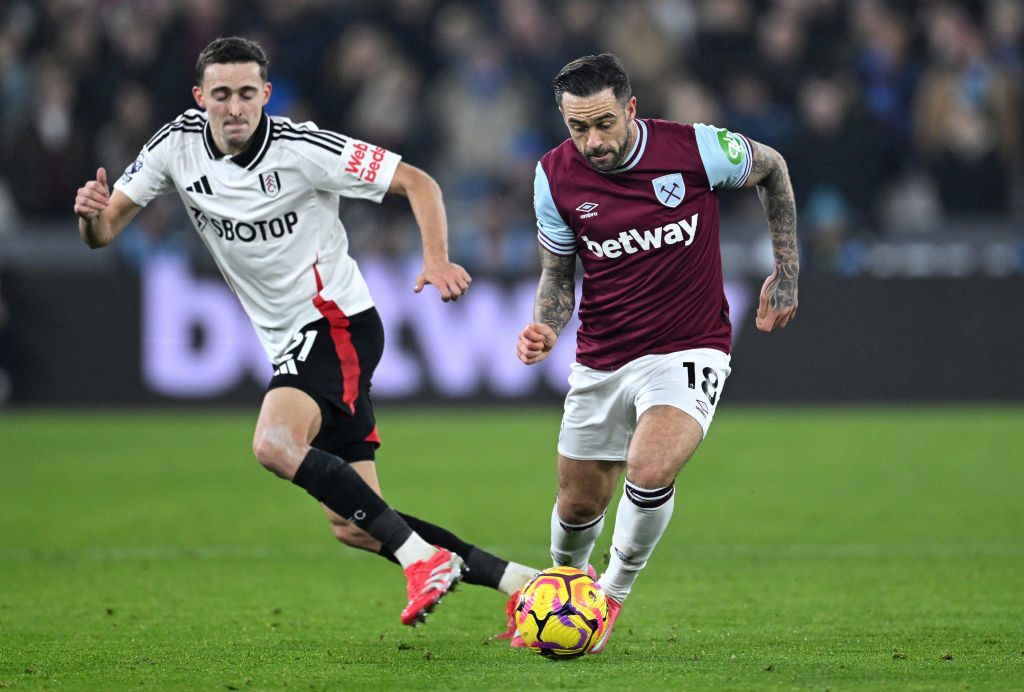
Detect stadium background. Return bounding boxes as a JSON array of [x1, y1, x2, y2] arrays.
[[0, 0, 1021, 407]]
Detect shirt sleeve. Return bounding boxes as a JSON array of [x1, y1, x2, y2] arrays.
[[318, 133, 402, 203], [693, 123, 753, 190], [113, 138, 175, 208], [534, 162, 576, 255]]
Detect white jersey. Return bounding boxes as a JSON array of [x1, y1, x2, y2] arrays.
[[115, 109, 401, 360]]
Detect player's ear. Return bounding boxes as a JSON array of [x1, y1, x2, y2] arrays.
[[192, 85, 205, 108], [263, 82, 272, 106]]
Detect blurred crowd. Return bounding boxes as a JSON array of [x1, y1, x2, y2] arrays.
[[0, 0, 1022, 276]]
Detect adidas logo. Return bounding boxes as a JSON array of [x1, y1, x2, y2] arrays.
[[273, 356, 298, 376], [186, 175, 213, 194]]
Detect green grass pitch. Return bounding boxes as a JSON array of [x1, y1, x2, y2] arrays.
[[1, 406, 1022, 690]]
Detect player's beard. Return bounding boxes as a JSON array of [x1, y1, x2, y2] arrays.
[[584, 126, 632, 172]]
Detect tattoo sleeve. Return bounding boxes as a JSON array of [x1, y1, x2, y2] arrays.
[[534, 246, 577, 335], [750, 140, 799, 309]]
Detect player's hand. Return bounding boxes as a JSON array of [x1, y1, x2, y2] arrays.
[[415, 260, 472, 302], [517, 322, 557, 365], [756, 267, 798, 332], [74, 167, 110, 219]]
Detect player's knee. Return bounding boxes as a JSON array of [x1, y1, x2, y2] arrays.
[[626, 463, 678, 490], [252, 433, 294, 479], [557, 495, 607, 525], [557, 478, 615, 523]]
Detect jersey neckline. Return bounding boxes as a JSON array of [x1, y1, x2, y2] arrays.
[[606, 118, 647, 174], [203, 110, 271, 170]]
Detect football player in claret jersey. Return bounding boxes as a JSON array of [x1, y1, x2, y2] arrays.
[[512, 54, 799, 652], [74, 36, 536, 628]]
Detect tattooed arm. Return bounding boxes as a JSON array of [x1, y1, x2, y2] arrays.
[[534, 247, 577, 333], [744, 139, 799, 332], [516, 247, 576, 365]]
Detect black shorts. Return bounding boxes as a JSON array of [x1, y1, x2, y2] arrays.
[[267, 307, 384, 461]]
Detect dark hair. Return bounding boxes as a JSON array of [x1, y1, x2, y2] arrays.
[[195, 37, 269, 85], [552, 53, 632, 106]]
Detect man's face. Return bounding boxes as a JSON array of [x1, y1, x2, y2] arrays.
[[560, 88, 636, 172], [192, 62, 271, 155]]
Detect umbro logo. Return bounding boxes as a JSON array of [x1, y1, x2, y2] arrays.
[[576, 201, 599, 219], [186, 175, 213, 195]]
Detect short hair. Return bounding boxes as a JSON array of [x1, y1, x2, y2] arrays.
[[195, 37, 269, 85], [552, 53, 632, 107]]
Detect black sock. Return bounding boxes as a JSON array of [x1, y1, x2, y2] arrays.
[[375, 512, 508, 589], [292, 448, 412, 553]]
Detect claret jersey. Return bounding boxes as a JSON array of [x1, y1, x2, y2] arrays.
[[115, 109, 401, 360], [534, 119, 753, 370]]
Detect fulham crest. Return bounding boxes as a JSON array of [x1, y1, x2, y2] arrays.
[[260, 171, 282, 197], [652, 173, 685, 208]]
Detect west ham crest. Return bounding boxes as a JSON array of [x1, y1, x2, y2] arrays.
[[652, 173, 685, 208], [260, 171, 281, 197]]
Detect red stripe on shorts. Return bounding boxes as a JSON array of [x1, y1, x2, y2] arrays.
[[364, 425, 381, 444], [312, 263, 360, 415]]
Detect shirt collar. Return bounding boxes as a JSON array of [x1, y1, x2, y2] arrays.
[[203, 111, 271, 170], [608, 118, 646, 174]]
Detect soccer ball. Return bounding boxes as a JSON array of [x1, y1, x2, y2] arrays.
[[514, 566, 609, 659]]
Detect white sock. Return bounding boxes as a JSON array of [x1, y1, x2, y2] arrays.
[[598, 479, 675, 603], [392, 533, 437, 568], [550, 502, 605, 570], [498, 561, 538, 596]]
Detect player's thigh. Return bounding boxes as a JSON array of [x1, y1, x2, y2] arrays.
[[627, 348, 731, 486], [555, 362, 634, 520], [626, 405, 705, 487], [268, 309, 385, 464]]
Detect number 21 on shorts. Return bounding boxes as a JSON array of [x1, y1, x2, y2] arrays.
[[273, 329, 318, 376]]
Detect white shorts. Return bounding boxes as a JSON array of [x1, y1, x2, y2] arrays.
[[557, 349, 732, 461]]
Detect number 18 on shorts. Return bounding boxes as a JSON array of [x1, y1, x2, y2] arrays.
[[558, 348, 731, 461]]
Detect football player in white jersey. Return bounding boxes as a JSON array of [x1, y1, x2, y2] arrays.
[[513, 53, 799, 652], [74, 37, 535, 629]]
